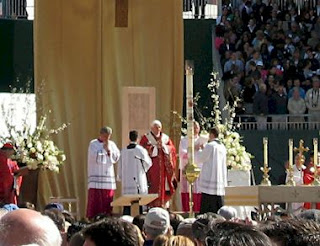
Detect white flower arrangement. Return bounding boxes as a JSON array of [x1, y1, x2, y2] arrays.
[[174, 71, 253, 171], [0, 82, 67, 173]]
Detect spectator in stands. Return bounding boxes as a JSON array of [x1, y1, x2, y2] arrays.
[[245, 18, 259, 39], [307, 31, 320, 50], [224, 52, 244, 73], [241, 2, 253, 26], [260, 43, 271, 69], [83, 217, 141, 246], [291, 49, 302, 68], [285, 78, 294, 92], [243, 75, 259, 114], [245, 50, 262, 74], [224, 73, 242, 105], [288, 78, 306, 98], [235, 32, 251, 51], [0, 208, 62, 245], [269, 84, 287, 129], [305, 48, 320, 71], [219, 37, 236, 56], [305, 75, 320, 123], [216, 6, 230, 25], [288, 87, 306, 122], [246, 60, 257, 76], [253, 83, 268, 130], [252, 30, 265, 50]]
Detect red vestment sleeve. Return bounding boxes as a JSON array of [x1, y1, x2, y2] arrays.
[[0, 154, 14, 203]]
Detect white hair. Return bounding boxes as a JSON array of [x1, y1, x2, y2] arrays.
[[151, 120, 162, 128]]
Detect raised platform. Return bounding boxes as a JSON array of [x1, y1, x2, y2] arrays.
[[225, 185, 320, 219]]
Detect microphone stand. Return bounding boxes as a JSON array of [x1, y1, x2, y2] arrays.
[[139, 159, 147, 174], [135, 156, 150, 188], [133, 177, 140, 194]]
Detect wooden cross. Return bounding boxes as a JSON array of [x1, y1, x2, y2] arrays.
[[294, 140, 309, 166], [115, 0, 129, 27]]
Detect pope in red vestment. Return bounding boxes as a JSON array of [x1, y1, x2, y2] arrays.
[[140, 120, 177, 208], [0, 143, 22, 205]]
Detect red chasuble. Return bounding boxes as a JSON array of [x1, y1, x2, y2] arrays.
[[0, 152, 22, 205], [140, 132, 177, 207], [303, 163, 320, 209]]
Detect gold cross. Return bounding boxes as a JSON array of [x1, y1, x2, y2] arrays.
[[294, 140, 309, 165], [115, 0, 128, 27]]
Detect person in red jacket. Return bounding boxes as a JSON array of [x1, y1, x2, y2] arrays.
[[0, 143, 22, 205]]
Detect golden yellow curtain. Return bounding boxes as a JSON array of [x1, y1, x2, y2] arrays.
[[34, 0, 183, 217]]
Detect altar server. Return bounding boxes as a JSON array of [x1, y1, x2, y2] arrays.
[[117, 130, 152, 215], [196, 127, 227, 214], [86, 126, 120, 218]]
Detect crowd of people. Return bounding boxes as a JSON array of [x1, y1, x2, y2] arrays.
[[1, 201, 320, 245], [217, 0, 320, 126]]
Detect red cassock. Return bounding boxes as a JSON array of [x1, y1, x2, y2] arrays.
[[0, 152, 22, 205], [140, 132, 177, 207], [303, 164, 320, 209]]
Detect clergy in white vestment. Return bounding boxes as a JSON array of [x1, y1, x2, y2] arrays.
[[117, 130, 152, 215], [86, 126, 120, 219], [285, 154, 306, 212], [179, 121, 207, 212], [195, 127, 227, 214]]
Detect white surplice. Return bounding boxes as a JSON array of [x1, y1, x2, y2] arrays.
[[196, 140, 227, 196], [117, 144, 152, 195], [87, 139, 120, 190]]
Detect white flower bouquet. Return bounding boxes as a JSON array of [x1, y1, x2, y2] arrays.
[[0, 83, 67, 173], [174, 71, 253, 171], [11, 116, 67, 172]]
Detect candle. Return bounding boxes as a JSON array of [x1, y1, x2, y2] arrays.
[[314, 138, 318, 168], [185, 61, 194, 162], [289, 139, 293, 169], [263, 137, 268, 168]]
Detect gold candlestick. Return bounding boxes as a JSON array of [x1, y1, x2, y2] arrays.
[[184, 60, 200, 218], [260, 137, 271, 186], [312, 138, 320, 186], [286, 139, 296, 186]]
